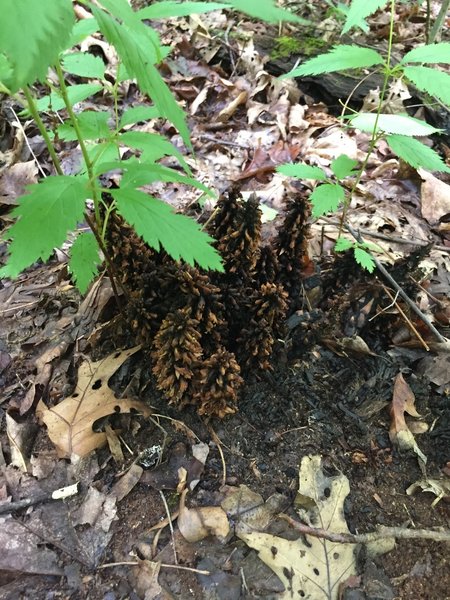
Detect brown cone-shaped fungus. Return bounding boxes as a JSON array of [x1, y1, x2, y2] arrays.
[[195, 349, 243, 417], [275, 193, 311, 307], [152, 307, 203, 407], [106, 211, 153, 291], [105, 183, 314, 416], [237, 283, 289, 372], [172, 267, 227, 342], [211, 191, 262, 279], [254, 245, 280, 286]]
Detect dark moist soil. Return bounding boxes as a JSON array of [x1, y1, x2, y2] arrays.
[[1, 281, 449, 600]]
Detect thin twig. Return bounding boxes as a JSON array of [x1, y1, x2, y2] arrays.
[[319, 218, 450, 254], [345, 223, 447, 344], [9, 106, 47, 178], [159, 490, 178, 565], [98, 561, 210, 575], [280, 514, 450, 544], [207, 425, 227, 487], [381, 284, 429, 351]]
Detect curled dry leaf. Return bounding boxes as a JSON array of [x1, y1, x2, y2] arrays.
[[177, 488, 230, 543], [389, 373, 426, 463], [37, 347, 151, 459], [406, 477, 450, 507]]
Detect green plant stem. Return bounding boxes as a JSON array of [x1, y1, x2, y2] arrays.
[[429, 0, 450, 43], [22, 87, 64, 176], [338, 0, 396, 235], [84, 212, 124, 310], [53, 62, 127, 308], [54, 61, 102, 227]]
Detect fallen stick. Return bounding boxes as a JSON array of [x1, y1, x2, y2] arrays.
[[280, 513, 450, 544]]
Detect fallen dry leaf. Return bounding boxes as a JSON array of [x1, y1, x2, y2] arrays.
[[389, 373, 426, 463], [130, 559, 163, 600], [406, 476, 450, 506], [238, 455, 357, 600], [178, 488, 230, 543], [37, 347, 151, 458], [418, 169, 450, 225]]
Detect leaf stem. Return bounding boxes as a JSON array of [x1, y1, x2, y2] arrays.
[[22, 87, 64, 176], [54, 61, 102, 228], [339, 0, 396, 235], [53, 61, 127, 307]]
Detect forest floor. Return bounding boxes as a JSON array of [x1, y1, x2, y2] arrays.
[[1, 2, 450, 599]]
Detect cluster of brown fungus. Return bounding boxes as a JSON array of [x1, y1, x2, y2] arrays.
[[106, 188, 310, 417]]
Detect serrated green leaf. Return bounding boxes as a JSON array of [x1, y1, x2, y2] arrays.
[[0, 52, 13, 85], [225, 0, 309, 23], [276, 163, 327, 180], [386, 135, 450, 173], [403, 66, 450, 107], [69, 232, 101, 293], [354, 247, 375, 272], [348, 112, 442, 136], [0, 0, 74, 92], [0, 176, 89, 278], [68, 18, 99, 46], [102, 160, 214, 196], [331, 154, 359, 179], [89, 141, 121, 174], [119, 131, 190, 173], [92, 7, 191, 147], [58, 111, 112, 141], [62, 52, 106, 79], [402, 42, 450, 65], [119, 106, 160, 128], [32, 83, 103, 114], [342, 0, 387, 34], [137, 1, 227, 19], [111, 188, 223, 271], [310, 183, 345, 217], [95, 0, 162, 63], [335, 237, 353, 251], [281, 45, 384, 78]]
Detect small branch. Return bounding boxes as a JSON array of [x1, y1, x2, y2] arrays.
[[98, 561, 210, 575], [280, 514, 450, 544], [381, 284, 429, 351], [345, 223, 447, 344], [318, 218, 450, 254]]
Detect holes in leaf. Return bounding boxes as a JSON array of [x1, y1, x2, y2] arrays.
[[333, 552, 340, 560], [324, 487, 331, 498], [91, 379, 102, 390], [299, 591, 305, 598], [313, 567, 320, 576]]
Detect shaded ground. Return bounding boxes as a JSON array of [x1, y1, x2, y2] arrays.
[[0, 259, 449, 599], [1, 2, 450, 599]]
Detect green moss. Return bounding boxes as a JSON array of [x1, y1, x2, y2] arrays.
[[270, 35, 327, 60]]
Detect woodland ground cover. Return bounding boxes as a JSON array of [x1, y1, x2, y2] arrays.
[[0, 1, 449, 598]]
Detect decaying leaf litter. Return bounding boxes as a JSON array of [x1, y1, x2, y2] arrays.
[[1, 2, 450, 599]]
